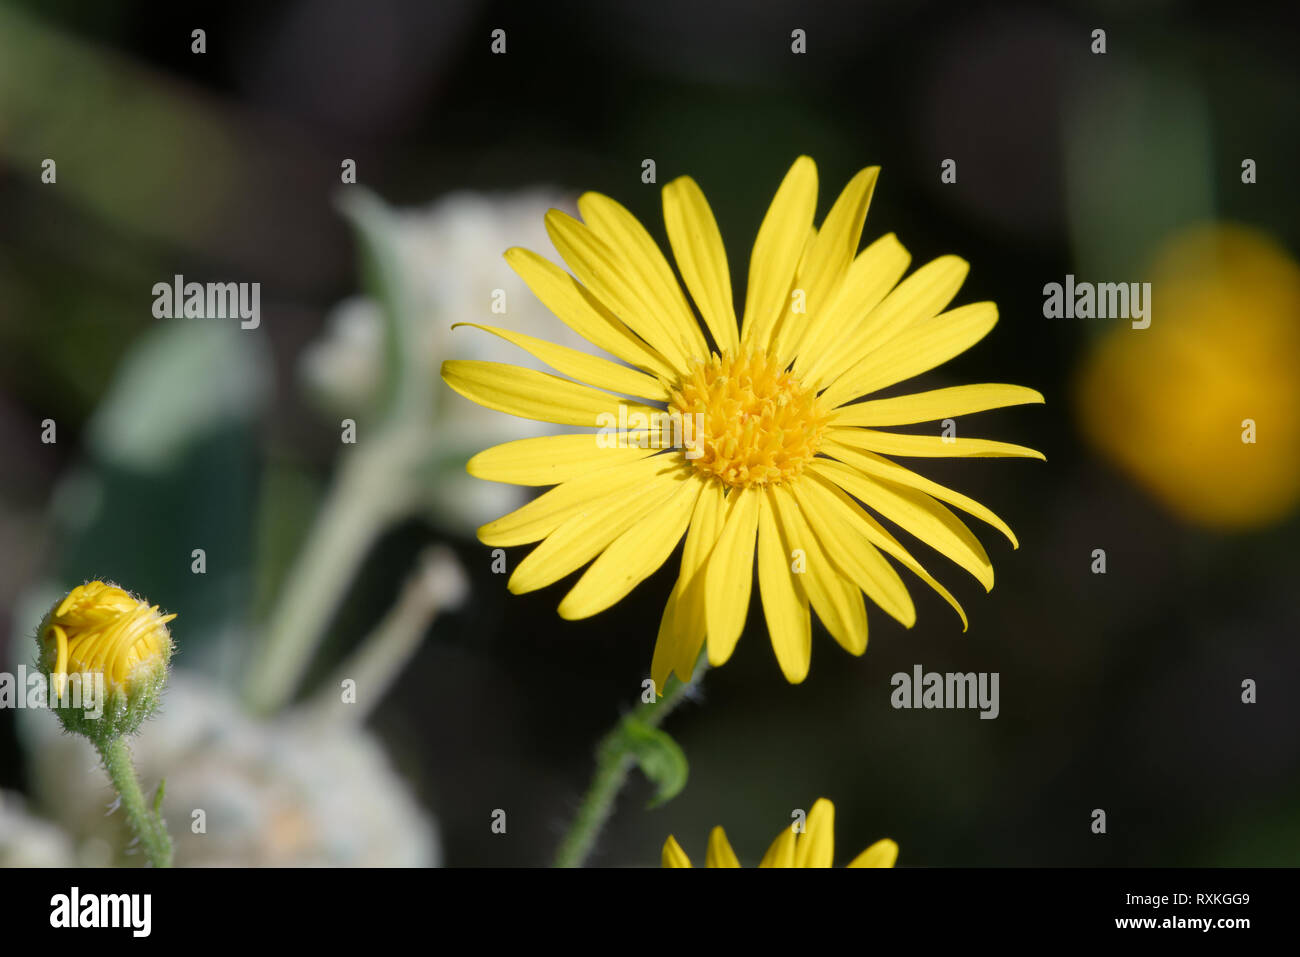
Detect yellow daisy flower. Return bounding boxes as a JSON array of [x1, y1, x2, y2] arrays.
[[662, 797, 898, 868], [442, 156, 1043, 689]]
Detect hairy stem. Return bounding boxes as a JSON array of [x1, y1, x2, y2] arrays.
[[553, 661, 706, 868], [96, 736, 172, 868]]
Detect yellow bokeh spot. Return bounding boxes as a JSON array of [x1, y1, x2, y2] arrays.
[[670, 349, 828, 489], [1076, 224, 1300, 529]]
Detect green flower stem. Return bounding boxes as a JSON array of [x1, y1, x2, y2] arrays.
[[95, 736, 172, 868], [553, 659, 707, 868]]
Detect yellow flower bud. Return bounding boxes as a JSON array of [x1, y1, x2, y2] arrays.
[[36, 581, 175, 744]]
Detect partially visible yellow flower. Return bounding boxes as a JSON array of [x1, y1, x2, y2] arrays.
[[1077, 224, 1300, 529], [443, 156, 1044, 689], [662, 797, 898, 868], [36, 581, 175, 743]]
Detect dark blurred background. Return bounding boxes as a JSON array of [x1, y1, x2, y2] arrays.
[[1, 0, 1298, 866]]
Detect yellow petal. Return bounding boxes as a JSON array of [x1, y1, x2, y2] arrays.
[[846, 838, 899, 868], [505, 246, 676, 380], [822, 578, 869, 655], [757, 490, 811, 684], [829, 428, 1046, 461], [577, 192, 710, 358], [662, 176, 740, 353], [819, 438, 1021, 546], [706, 826, 741, 868], [821, 300, 996, 408], [804, 470, 969, 630], [769, 483, 870, 653], [759, 820, 798, 868], [468, 433, 659, 487], [741, 156, 818, 350], [51, 625, 69, 701], [704, 486, 760, 666], [651, 587, 689, 696], [651, 481, 728, 691], [794, 798, 836, 868], [662, 835, 693, 868], [759, 821, 795, 868], [478, 454, 670, 547], [451, 323, 668, 400], [441, 360, 661, 428], [831, 383, 1045, 426], [767, 224, 817, 359], [812, 457, 994, 592], [652, 588, 680, 667], [788, 475, 916, 630], [795, 233, 912, 381], [559, 475, 702, 619], [509, 464, 691, 594], [546, 209, 694, 370], [777, 167, 879, 362], [811, 255, 970, 391], [800, 168, 879, 311]]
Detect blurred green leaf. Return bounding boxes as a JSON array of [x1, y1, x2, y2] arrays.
[[51, 320, 270, 679], [86, 321, 270, 473], [335, 188, 432, 427]]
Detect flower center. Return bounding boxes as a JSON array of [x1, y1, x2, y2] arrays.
[[670, 350, 828, 489]]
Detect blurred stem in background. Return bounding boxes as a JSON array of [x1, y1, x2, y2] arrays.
[[554, 658, 705, 868], [244, 424, 430, 714], [304, 545, 467, 724], [245, 190, 441, 715]]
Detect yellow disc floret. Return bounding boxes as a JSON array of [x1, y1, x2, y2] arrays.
[[670, 350, 828, 488]]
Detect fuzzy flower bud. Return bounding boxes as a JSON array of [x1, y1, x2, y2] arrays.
[[36, 581, 175, 745]]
